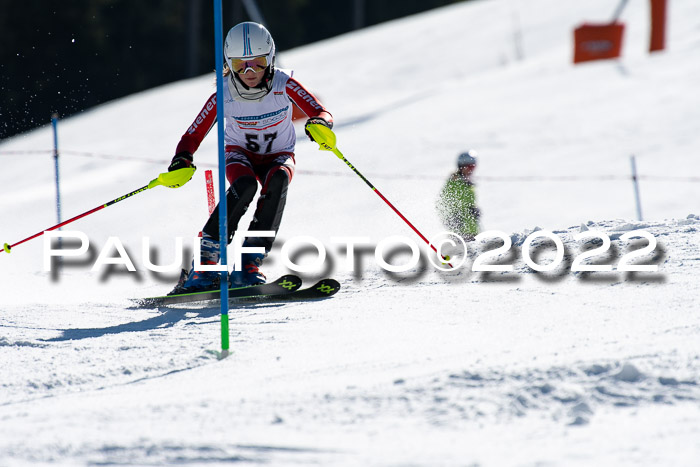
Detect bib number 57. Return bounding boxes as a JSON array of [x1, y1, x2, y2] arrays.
[[245, 132, 277, 153]]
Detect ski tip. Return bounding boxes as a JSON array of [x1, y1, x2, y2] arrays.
[[274, 274, 303, 291], [314, 278, 341, 297]]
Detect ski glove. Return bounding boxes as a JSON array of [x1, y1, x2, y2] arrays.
[[305, 117, 333, 142], [169, 151, 195, 172]]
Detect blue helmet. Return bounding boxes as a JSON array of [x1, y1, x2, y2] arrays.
[[457, 150, 477, 168]]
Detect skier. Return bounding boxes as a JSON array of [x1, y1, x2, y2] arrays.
[[436, 150, 481, 241], [168, 21, 333, 293]]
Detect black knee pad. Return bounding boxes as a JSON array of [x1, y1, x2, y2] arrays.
[[247, 170, 290, 249], [229, 175, 258, 205], [264, 169, 290, 199], [203, 176, 258, 240]]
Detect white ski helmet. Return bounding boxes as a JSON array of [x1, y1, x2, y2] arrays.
[[224, 22, 276, 102]]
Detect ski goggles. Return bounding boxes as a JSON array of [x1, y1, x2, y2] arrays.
[[229, 56, 268, 74]]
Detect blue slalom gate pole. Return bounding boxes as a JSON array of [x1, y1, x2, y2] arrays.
[[213, 0, 230, 357], [51, 113, 62, 251]]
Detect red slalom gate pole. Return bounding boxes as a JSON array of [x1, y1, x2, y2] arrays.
[[205, 169, 216, 215], [306, 124, 453, 268]]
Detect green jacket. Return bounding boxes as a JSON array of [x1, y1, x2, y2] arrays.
[[437, 172, 480, 239]]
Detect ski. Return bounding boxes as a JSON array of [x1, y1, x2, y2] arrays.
[[132, 274, 302, 308], [237, 278, 341, 302]]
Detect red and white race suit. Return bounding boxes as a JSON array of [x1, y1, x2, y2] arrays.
[[175, 69, 332, 159]]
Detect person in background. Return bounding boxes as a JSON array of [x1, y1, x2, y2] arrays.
[[437, 150, 481, 241], [168, 21, 333, 293]]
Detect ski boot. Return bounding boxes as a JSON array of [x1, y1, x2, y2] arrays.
[[169, 235, 221, 294], [230, 248, 266, 288]]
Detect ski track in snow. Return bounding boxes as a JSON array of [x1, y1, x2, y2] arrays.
[[2, 219, 700, 465]]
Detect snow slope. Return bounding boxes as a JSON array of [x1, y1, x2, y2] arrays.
[[2, 0, 700, 465]]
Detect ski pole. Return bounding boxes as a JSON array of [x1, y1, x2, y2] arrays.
[[306, 124, 453, 267], [1, 167, 195, 254]]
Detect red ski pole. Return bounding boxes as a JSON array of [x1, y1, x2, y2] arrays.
[[306, 124, 453, 268], [2, 168, 195, 254]]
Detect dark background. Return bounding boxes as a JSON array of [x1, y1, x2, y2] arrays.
[[0, 0, 466, 140]]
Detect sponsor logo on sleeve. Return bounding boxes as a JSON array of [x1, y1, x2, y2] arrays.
[[286, 82, 322, 111], [187, 95, 216, 134]]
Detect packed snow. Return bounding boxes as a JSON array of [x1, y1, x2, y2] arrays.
[[1, 0, 700, 465]]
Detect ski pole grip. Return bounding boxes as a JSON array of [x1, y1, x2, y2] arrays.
[[307, 123, 336, 151], [148, 167, 196, 189]]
